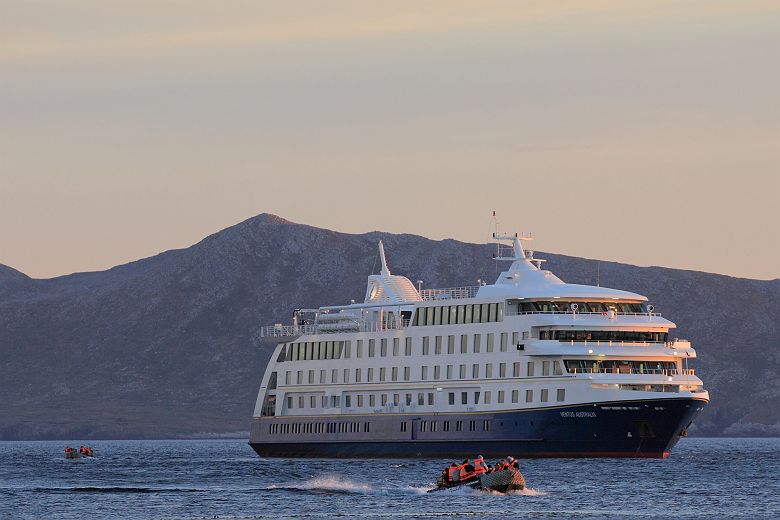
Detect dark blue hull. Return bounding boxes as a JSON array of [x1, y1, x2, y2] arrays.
[[249, 397, 707, 458]]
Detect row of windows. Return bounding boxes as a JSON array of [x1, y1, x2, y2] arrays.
[[284, 360, 563, 386], [280, 332, 530, 364], [447, 388, 565, 405], [286, 392, 436, 410], [269, 421, 370, 435], [284, 387, 566, 410], [542, 330, 669, 342], [286, 341, 347, 361], [414, 303, 504, 327], [564, 359, 677, 374], [509, 300, 646, 314]]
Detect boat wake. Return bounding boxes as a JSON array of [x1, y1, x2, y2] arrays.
[[266, 476, 430, 496]]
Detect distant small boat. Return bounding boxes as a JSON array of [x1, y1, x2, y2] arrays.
[[64, 446, 94, 458]]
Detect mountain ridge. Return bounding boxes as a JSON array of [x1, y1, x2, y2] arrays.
[[1, 213, 778, 439]]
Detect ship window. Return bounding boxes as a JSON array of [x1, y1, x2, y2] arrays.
[[422, 337, 430, 355], [320, 370, 326, 383], [450, 306, 458, 324], [461, 392, 468, 404], [440, 306, 449, 325], [369, 339, 376, 357], [484, 391, 491, 404], [543, 361, 551, 376], [512, 390, 519, 403], [420, 421, 426, 432], [465, 305, 473, 324], [426, 306, 434, 324], [456, 420, 463, 431], [421, 366, 428, 380], [404, 366, 410, 381], [344, 341, 351, 359], [332, 369, 338, 383], [356, 340, 363, 358], [393, 394, 400, 406], [336, 341, 344, 359], [541, 389, 549, 402], [322, 396, 327, 407], [406, 393, 412, 406], [369, 395, 376, 407], [308, 370, 314, 384], [287, 396, 293, 409], [557, 389, 565, 402], [473, 304, 481, 323], [296, 371, 302, 384], [364, 422, 370, 432], [431, 421, 437, 432], [588, 302, 606, 312], [498, 390, 505, 403], [367, 368, 374, 382], [285, 371, 291, 385], [483, 420, 490, 431], [554, 362, 563, 375], [343, 369, 349, 383], [446, 365, 453, 379], [479, 303, 489, 323], [474, 391, 481, 404], [512, 332, 519, 345], [427, 392, 434, 405], [357, 395, 364, 407], [392, 367, 398, 381], [472, 364, 479, 378], [499, 363, 507, 378], [459, 364, 466, 379], [306, 342, 314, 360], [381, 339, 387, 357], [488, 303, 497, 322], [469, 420, 476, 432], [449, 392, 455, 405], [434, 366, 441, 380], [401, 421, 407, 432], [381, 394, 388, 406], [446, 335, 453, 354], [435, 336, 442, 355], [433, 306, 442, 325], [405, 338, 412, 356], [526, 390, 533, 402], [485, 364, 493, 378], [486, 333, 494, 352], [345, 395, 351, 408], [418, 393, 425, 406], [355, 368, 362, 382], [459, 305, 467, 323], [513, 362, 520, 377], [473, 334, 481, 353], [527, 362, 535, 377], [444, 421, 450, 432], [380, 368, 386, 382], [500, 333, 508, 352], [461, 334, 468, 353]]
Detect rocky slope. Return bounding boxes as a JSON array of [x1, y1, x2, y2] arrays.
[[1, 214, 778, 439]]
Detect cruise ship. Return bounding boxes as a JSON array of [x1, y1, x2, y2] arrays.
[[250, 233, 708, 458]]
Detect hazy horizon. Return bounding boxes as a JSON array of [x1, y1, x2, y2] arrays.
[[1, 1, 778, 280]]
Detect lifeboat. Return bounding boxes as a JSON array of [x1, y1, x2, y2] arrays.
[[431, 456, 525, 493]]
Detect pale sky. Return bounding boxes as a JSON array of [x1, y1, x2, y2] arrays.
[[1, 1, 778, 280]]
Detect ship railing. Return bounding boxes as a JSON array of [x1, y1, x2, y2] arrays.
[[507, 310, 662, 317], [568, 368, 696, 376], [261, 319, 412, 337], [260, 324, 317, 338], [420, 286, 480, 301], [554, 339, 686, 349]]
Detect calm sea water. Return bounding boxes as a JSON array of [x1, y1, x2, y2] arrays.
[[0, 438, 777, 519]]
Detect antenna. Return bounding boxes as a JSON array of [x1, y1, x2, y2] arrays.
[[596, 261, 600, 287]]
